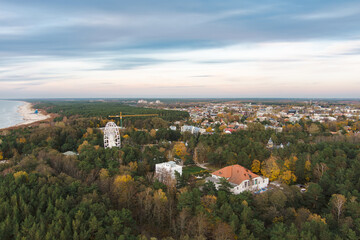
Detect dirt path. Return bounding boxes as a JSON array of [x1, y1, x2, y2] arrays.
[[196, 162, 209, 170]]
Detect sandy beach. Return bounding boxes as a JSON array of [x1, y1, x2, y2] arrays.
[[14, 102, 51, 127]]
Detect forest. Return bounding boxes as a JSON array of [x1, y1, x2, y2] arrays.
[[33, 101, 189, 122], [0, 103, 360, 239]]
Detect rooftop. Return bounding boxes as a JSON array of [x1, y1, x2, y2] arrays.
[[212, 164, 259, 185]]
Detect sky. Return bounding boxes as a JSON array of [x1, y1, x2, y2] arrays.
[[1, 0, 360, 98]]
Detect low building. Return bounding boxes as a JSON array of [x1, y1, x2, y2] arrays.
[[267, 138, 274, 149], [224, 128, 236, 134], [62, 151, 78, 156], [155, 161, 182, 181], [181, 125, 205, 134], [206, 164, 269, 194]]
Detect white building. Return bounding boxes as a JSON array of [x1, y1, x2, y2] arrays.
[[155, 161, 182, 181], [206, 164, 269, 194], [181, 125, 205, 134]]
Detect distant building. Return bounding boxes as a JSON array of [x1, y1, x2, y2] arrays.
[[169, 126, 177, 131], [267, 138, 287, 149], [265, 125, 283, 133], [289, 116, 300, 123], [267, 138, 274, 149], [62, 151, 78, 156], [206, 164, 269, 194], [224, 128, 236, 134], [181, 125, 205, 134], [155, 161, 182, 181]]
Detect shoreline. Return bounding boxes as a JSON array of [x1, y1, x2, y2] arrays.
[[0, 101, 51, 131]]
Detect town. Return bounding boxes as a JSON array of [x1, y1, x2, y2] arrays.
[[2, 0, 360, 239], [1, 99, 360, 239], [137, 99, 360, 135]]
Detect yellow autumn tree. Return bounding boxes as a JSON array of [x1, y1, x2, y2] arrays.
[[172, 142, 188, 160], [77, 140, 89, 153], [114, 174, 133, 186], [206, 127, 213, 132], [308, 213, 326, 224], [251, 159, 261, 173], [279, 170, 296, 184], [261, 156, 280, 181], [154, 189, 167, 202], [14, 171, 28, 180], [0, 151, 3, 160], [113, 174, 135, 207], [279, 156, 297, 184]]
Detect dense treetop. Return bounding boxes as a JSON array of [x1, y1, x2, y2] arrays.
[[33, 101, 189, 122], [0, 101, 360, 239]]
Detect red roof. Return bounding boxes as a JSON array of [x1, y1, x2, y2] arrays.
[[212, 164, 259, 185], [224, 128, 236, 132]]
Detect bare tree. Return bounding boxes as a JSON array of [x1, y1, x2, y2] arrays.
[[330, 194, 346, 221], [313, 163, 328, 181]]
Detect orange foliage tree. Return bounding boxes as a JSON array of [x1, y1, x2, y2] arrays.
[[261, 156, 280, 181]]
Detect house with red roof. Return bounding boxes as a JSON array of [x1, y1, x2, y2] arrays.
[[207, 164, 269, 194]]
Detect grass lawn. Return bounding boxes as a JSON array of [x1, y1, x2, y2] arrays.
[[183, 165, 205, 175]]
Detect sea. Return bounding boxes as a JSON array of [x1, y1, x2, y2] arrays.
[[0, 100, 24, 129]]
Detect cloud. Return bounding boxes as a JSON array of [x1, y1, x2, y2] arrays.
[[295, 5, 360, 20], [96, 57, 180, 70], [191, 75, 213, 78], [1, 0, 360, 98]]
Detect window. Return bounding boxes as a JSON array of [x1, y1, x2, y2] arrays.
[[255, 179, 258, 185]]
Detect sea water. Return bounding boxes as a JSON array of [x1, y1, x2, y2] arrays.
[[0, 100, 24, 129]]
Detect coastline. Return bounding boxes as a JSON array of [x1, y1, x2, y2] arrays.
[[0, 101, 51, 131]]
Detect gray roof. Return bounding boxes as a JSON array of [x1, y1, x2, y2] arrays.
[[63, 151, 78, 156]]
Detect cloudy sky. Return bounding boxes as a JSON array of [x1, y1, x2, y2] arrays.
[[1, 0, 360, 98]]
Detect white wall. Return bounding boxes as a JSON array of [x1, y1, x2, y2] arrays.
[[155, 162, 182, 179], [209, 174, 269, 194], [232, 177, 269, 194]]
